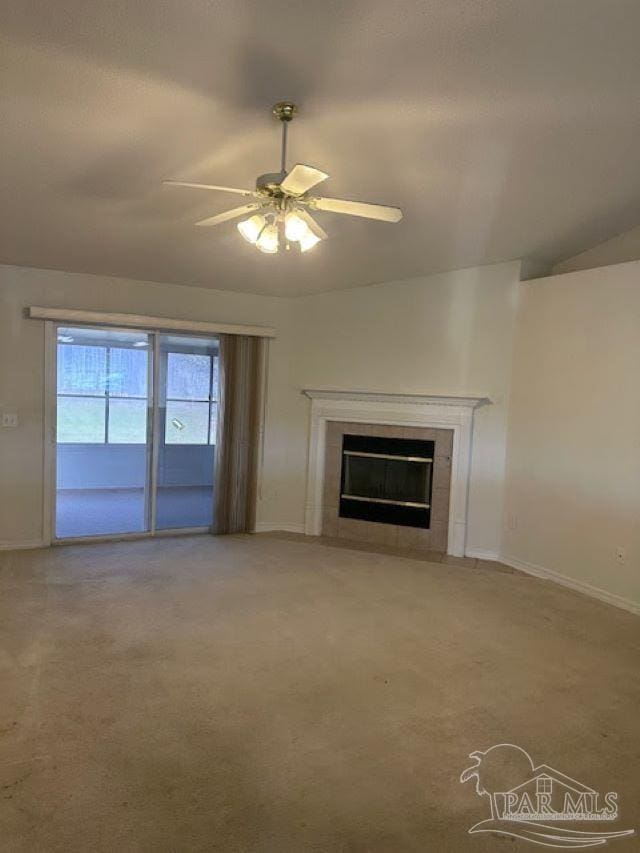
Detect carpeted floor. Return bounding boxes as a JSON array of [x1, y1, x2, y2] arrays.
[[1, 533, 638, 852]]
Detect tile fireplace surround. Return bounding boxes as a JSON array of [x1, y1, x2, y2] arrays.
[[303, 391, 490, 557]]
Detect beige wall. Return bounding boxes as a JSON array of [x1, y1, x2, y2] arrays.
[[503, 260, 640, 605], [5, 259, 636, 610], [0, 264, 299, 544], [290, 262, 522, 555], [552, 224, 640, 275], [0, 261, 521, 552]]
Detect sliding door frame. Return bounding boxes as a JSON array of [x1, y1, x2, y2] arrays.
[[44, 321, 216, 545]]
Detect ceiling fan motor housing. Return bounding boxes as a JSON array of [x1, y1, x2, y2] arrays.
[[272, 101, 298, 122], [256, 172, 288, 197]]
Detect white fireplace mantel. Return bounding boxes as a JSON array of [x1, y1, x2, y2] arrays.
[[302, 389, 491, 556]]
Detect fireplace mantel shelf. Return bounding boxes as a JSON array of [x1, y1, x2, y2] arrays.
[[302, 389, 491, 408]]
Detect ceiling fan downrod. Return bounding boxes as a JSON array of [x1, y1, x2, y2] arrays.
[[272, 101, 297, 175]]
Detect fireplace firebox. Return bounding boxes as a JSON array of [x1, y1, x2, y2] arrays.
[[339, 434, 434, 528]]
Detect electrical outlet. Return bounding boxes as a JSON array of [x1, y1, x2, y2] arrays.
[[615, 547, 626, 566], [1, 412, 18, 428]]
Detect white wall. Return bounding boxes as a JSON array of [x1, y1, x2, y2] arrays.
[[290, 262, 522, 556], [0, 264, 298, 545], [503, 260, 640, 608]]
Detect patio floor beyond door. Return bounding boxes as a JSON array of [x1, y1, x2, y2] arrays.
[[56, 487, 215, 538]]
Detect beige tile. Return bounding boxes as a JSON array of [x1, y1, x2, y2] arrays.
[[322, 469, 341, 509], [434, 429, 454, 456], [397, 526, 432, 551], [321, 507, 338, 538], [431, 487, 450, 523], [362, 423, 390, 436], [432, 455, 452, 488], [336, 517, 365, 542], [341, 422, 368, 436], [325, 422, 343, 448], [324, 503, 339, 521], [337, 517, 398, 546], [357, 423, 389, 437], [429, 522, 448, 552], [324, 442, 341, 474], [401, 426, 437, 441]]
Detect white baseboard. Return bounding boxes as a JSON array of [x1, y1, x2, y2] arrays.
[[254, 522, 306, 535], [0, 539, 47, 552], [501, 554, 640, 617], [465, 548, 500, 561]]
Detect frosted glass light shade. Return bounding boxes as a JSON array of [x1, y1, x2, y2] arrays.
[[299, 231, 321, 252], [237, 214, 266, 244], [285, 212, 310, 242], [256, 223, 279, 254]]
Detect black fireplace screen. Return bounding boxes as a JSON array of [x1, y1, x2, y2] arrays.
[[339, 434, 434, 528]]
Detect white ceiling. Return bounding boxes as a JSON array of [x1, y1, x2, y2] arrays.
[[1, 1, 639, 296]]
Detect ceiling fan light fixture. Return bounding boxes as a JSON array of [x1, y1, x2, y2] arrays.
[[256, 222, 279, 254], [298, 230, 321, 253], [164, 101, 403, 257], [284, 211, 310, 242], [237, 213, 267, 244]]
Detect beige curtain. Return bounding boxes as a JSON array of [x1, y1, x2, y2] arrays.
[[213, 334, 267, 534]]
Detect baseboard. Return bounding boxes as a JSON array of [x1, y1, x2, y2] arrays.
[[254, 522, 306, 535], [501, 554, 640, 616], [465, 548, 500, 561], [0, 539, 47, 552]]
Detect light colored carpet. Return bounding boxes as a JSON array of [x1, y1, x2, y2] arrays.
[[1, 533, 638, 851]]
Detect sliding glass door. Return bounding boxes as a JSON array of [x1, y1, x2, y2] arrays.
[[54, 326, 219, 540], [55, 327, 152, 538], [155, 335, 219, 530]]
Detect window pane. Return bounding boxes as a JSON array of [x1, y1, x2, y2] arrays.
[[57, 397, 105, 443], [165, 401, 209, 444], [208, 401, 218, 444], [211, 356, 219, 400], [109, 399, 148, 443], [167, 353, 210, 400], [57, 345, 106, 394], [108, 348, 148, 397]]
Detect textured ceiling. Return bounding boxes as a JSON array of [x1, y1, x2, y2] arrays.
[[1, 0, 639, 296]]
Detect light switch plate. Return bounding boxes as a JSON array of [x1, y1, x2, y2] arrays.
[[1, 412, 18, 428]]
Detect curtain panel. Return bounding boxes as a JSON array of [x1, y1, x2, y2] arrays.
[[213, 335, 267, 534]]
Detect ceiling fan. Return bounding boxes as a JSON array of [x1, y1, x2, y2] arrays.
[[163, 102, 403, 254]]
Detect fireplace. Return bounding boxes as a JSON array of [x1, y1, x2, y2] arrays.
[[340, 434, 434, 528], [304, 390, 489, 555]]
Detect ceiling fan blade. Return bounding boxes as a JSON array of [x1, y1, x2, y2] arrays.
[[195, 203, 261, 227], [296, 208, 328, 240], [312, 197, 403, 223], [163, 180, 256, 197], [281, 164, 329, 196]]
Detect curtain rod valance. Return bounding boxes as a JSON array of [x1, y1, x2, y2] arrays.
[[27, 306, 276, 339]]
